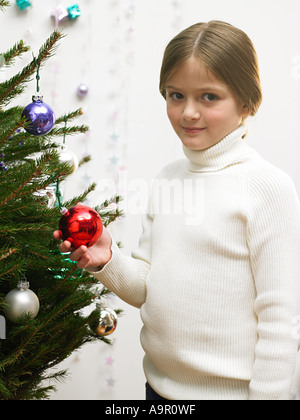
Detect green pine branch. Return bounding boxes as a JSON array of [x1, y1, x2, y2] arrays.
[[0, 12, 124, 401], [0, 153, 56, 207], [0, 31, 65, 106], [0, 0, 9, 11], [47, 125, 89, 138], [1, 40, 30, 68], [55, 108, 84, 124]]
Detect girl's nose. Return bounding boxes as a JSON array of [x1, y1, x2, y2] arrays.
[[183, 101, 201, 121]]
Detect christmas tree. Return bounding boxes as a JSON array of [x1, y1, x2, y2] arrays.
[[0, 0, 122, 400]]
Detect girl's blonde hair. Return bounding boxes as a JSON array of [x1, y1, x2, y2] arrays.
[[159, 21, 262, 117]]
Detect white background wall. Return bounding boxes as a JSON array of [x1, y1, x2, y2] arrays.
[[1, 0, 300, 400]]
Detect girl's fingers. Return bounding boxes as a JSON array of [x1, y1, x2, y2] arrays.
[[53, 230, 62, 240], [77, 253, 91, 270], [53, 231, 71, 253], [68, 245, 88, 263], [58, 240, 73, 254]]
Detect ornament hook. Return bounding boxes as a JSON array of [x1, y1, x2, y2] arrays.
[[32, 54, 41, 94], [52, 174, 63, 211]]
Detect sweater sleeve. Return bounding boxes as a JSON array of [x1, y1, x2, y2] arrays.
[[247, 166, 300, 400], [87, 210, 152, 309]]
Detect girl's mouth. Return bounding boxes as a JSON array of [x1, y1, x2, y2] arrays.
[[182, 127, 206, 134]]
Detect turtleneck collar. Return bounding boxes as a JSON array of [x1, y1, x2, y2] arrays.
[[183, 125, 252, 173]]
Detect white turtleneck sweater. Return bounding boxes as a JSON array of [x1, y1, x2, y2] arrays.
[[91, 126, 300, 400]]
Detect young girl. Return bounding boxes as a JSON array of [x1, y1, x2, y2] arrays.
[[54, 21, 300, 400]]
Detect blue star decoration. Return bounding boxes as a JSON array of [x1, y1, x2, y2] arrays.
[[110, 156, 119, 165], [107, 378, 116, 387], [67, 4, 81, 20], [110, 133, 119, 142], [82, 174, 93, 184], [16, 0, 32, 10]]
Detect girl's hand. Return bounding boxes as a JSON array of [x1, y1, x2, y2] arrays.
[[53, 225, 113, 271]]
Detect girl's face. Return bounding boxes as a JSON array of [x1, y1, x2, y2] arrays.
[[165, 57, 249, 151]]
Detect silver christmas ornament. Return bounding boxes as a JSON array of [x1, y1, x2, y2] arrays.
[[4, 280, 40, 323], [89, 301, 118, 337], [59, 145, 79, 174], [33, 185, 57, 208]]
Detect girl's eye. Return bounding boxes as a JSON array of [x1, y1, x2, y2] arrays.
[[169, 92, 184, 101], [203, 93, 218, 102]]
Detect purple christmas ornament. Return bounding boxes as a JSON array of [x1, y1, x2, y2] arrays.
[[21, 96, 55, 136], [77, 83, 89, 97]]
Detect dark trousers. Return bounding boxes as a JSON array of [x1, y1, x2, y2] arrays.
[[145, 382, 168, 400]]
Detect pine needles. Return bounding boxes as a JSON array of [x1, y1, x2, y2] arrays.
[[0, 19, 123, 400], [0, 31, 65, 106]]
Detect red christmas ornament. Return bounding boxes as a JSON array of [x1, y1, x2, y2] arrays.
[[59, 206, 103, 248]]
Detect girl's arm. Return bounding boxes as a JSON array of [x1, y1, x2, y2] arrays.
[[247, 167, 300, 400], [86, 211, 153, 309]]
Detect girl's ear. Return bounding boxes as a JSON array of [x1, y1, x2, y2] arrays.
[[241, 105, 250, 118]]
